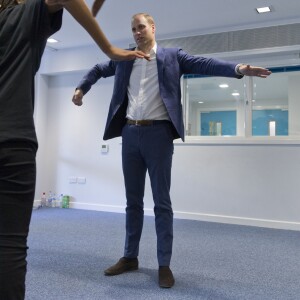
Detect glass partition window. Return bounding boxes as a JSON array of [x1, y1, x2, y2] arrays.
[[252, 71, 300, 136], [183, 67, 300, 139], [183, 76, 246, 136]]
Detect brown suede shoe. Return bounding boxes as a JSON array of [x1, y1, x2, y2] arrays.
[[104, 257, 138, 276], [158, 266, 175, 288]]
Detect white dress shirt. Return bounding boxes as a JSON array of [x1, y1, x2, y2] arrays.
[[126, 43, 170, 121]]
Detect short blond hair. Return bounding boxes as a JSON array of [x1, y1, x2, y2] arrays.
[[132, 13, 155, 25]]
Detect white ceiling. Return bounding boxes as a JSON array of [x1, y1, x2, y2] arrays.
[[50, 0, 300, 50]]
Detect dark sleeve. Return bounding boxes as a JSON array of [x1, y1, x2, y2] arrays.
[[23, 0, 63, 72], [77, 60, 117, 95], [25, 0, 63, 40], [37, 0, 63, 38], [177, 48, 241, 78]]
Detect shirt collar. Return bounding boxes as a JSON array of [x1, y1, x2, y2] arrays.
[[152, 43, 158, 54], [135, 42, 157, 56]]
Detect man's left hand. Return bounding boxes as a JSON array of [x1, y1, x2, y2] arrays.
[[238, 64, 272, 78]]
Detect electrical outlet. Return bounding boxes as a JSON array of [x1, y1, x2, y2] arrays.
[[69, 176, 77, 184], [77, 177, 86, 184]]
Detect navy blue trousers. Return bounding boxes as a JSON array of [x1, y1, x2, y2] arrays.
[[0, 142, 36, 300], [122, 122, 174, 266]]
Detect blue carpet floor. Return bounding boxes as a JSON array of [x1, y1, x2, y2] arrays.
[[25, 208, 300, 300]]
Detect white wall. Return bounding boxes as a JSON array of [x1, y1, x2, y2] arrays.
[[34, 45, 300, 231]]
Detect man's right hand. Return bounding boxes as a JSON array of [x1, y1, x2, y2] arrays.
[[72, 89, 84, 106]]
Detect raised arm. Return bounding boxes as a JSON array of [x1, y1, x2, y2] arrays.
[[45, 0, 149, 61]]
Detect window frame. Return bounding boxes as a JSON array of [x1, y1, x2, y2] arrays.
[[179, 65, 300, 145]]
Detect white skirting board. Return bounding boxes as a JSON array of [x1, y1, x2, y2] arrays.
[[33, 200, 300, 231]]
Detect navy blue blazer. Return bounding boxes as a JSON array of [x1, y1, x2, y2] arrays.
[[77, 46, 241, 141]]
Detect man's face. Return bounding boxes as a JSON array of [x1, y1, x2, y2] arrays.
[[131, 15, 155, 48]]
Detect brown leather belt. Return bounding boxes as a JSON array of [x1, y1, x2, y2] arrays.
[[126, 119, 170, 126]]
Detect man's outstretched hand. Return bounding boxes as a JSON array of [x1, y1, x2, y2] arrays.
[[238, 64, 272, 78]]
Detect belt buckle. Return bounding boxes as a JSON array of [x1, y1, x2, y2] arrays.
[[135, 120, 140, 126]]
